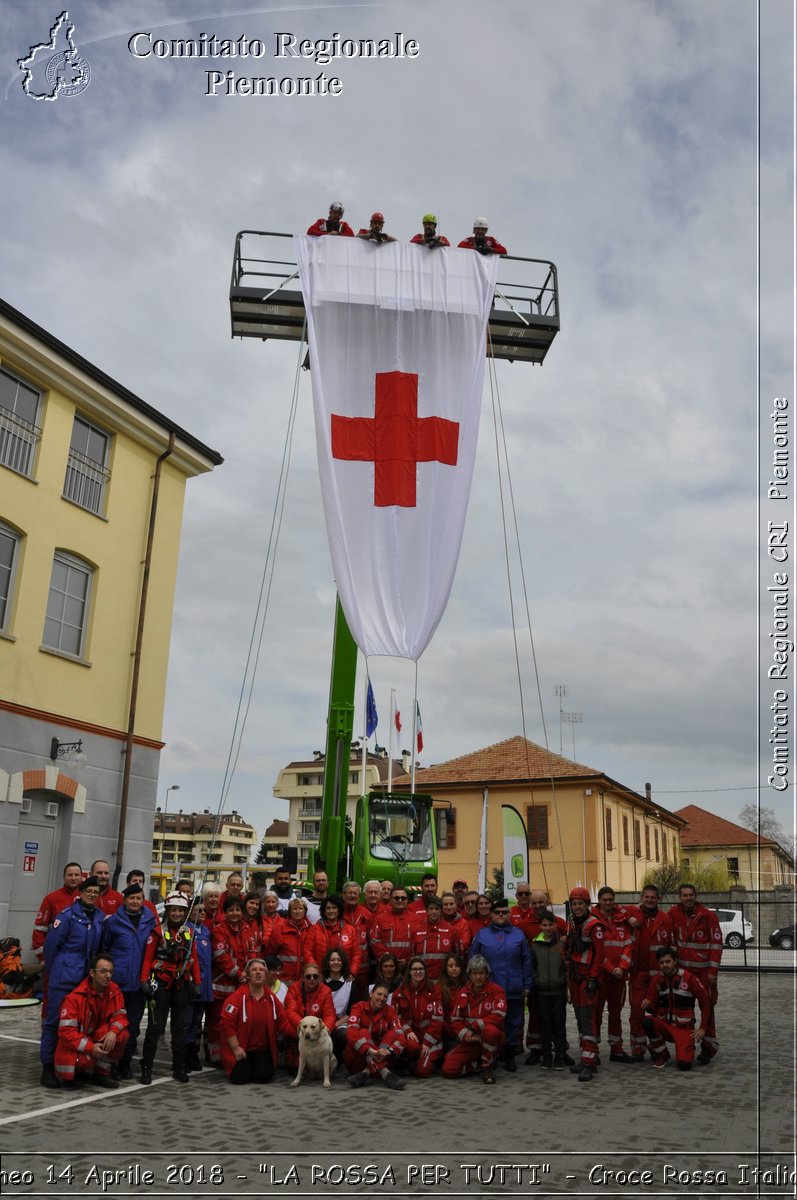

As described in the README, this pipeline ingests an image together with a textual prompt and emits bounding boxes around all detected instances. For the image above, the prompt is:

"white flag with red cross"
[295,235,498,660]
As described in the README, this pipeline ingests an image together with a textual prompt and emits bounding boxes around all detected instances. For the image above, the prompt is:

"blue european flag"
[366,679,378,738]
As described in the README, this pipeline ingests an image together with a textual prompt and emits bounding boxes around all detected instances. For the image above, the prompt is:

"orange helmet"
[569,887,590,902]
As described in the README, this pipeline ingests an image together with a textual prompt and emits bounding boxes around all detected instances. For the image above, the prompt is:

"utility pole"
[562,711,583,758]
[553,684,567,754]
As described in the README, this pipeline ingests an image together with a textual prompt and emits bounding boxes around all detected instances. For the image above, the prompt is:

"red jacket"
[457,234,507,255]
[564,914,605,981]
[218,984,294,1075]
[269,916,311,983]
[448,980,506,1043]
[410,233,450,247]
[32,885,80,961]
[346,1000,405,1056]
[211,920,260,999]
[467,914,490,940]
[510,907,567,945]
[283,980,336,1033]
[631,908,672,977]
[668,903,723,978]
[303,919,362,978]
[392,980,444,1053]
[141,923,201,989]
[644,967,709,1030]
[96,888,125,917]
[307,218,354,237]
[446,913,473,953]
[411,920,465,978]
[54,978,128,1082]
[369,913,416,963]
[589,905,638,978]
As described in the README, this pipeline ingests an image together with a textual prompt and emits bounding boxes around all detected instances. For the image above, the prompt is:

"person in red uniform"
[307,202,354,238]
[217,872,245,915]
[563,887,604,1081]
[391,956,444,1077]
[302,895,362,978]
[408,874,439,915]
[410,214,450,248]
[283,960,336,1070]
[641,947,710,1070]
[356,212,396,243]
[341,881,372,993]
[90,860,124,917]
[441,955,506,1084]
[260,890,282,953]
[218,958,294,1084]
[590,886,640,1062]
[32,862,83,965]
[207,895,261,1062]
[345,983,406,1089]
[668,883,723,1062]
[452,880,469,912]
[54,954,128,1088]
[628,884,672,1061]
[369,887,416,966]
[139,893,200,1084]
[457,217,507,255]
[270,897,311,984]
[440,892,472,954]
[467,893,493,940]
[411,896,464,979]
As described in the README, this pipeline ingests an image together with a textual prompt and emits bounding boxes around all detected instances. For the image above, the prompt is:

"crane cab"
[352,792,437,890]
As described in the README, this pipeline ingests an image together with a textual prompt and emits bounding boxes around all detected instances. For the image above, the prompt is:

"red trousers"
[594,974,627,1052]
[441,1031,504,1077]
[568,978,598,1068]
[343,1029,404,1076]
[643,1016,697,1068]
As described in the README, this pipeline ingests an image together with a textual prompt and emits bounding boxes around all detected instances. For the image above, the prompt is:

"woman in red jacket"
[303,896,362,979]
[270,898,311,983]
[391,956,444,1077]
[283,961,336,1070]
[218,959,294,1084]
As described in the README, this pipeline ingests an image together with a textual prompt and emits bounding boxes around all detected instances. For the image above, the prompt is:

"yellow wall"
[0,333,207,742]
[682,844,792,889]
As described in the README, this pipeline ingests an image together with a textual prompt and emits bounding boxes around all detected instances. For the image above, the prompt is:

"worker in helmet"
[307,202,354,238]
[458,217,507,256]
[357,212,396,243]
[410,213,450,249]
[562,887,604,1082]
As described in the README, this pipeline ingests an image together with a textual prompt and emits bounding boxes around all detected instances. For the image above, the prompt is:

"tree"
[737,805,796,859]
[486,867,504,903]
[254,837,271,866]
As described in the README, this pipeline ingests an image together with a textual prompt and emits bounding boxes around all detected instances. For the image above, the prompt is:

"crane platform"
[229,230,560,364]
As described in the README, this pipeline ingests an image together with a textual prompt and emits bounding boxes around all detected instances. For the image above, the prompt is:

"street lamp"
[158,784,180,897]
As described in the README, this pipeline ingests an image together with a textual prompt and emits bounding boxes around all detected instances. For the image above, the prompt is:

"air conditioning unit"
[46,802,59,818]
[20,797,32,813]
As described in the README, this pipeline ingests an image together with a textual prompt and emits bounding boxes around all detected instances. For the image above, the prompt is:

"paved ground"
[0,972,794,1199]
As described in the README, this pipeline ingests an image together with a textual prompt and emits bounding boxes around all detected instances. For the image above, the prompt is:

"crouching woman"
[218,959,294,1085]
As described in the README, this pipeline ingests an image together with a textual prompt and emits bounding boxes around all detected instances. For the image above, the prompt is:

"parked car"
[708,908,754,949]
[768,923,796,951]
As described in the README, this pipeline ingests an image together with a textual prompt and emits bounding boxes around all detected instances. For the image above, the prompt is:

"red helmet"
[569,887,591,902]
[371,212,385,223]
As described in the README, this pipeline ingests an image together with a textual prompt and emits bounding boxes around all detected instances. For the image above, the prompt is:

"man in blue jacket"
[100,882,157,1079]
[470,898,533,1072]
[41,875,105,1087]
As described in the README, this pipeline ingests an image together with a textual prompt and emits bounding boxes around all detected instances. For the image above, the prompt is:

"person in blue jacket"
[469,897,533,1072]
[100,882,157,1079]
[184,895,214,1073]
[41,875,105,1087]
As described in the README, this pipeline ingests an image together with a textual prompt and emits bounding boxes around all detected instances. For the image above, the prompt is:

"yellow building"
[393,736,685,902]
[676,805,795,889]
[0,297,221,943]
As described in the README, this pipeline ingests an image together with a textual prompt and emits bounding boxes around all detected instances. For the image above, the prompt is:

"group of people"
[31,861,722,1091]
[307,202,508,255]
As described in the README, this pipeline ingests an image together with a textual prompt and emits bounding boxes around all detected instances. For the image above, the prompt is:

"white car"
[709,907,754,949]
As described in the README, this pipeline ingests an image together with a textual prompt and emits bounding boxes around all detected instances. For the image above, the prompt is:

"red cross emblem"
[331,371,459,507]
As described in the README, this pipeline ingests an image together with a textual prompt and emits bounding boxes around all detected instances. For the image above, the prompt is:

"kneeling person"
[54,955,128,1088]
[441,955,506,1084]
[345,983,406,1089]
[641,947,709,1071]
[219,959,294,1084]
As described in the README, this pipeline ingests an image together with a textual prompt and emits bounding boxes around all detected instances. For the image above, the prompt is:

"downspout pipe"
[113,432,175,888]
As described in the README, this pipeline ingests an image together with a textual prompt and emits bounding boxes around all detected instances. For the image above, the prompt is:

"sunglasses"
[304,973,319,980]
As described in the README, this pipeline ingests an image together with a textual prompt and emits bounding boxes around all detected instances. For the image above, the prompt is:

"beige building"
[676,804,795,889]
[254,818,290,875]
[392,736,686,902]
[273,745,404,877]
[151,808,257,896]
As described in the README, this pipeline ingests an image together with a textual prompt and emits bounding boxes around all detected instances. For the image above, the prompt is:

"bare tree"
[738,805,796,860]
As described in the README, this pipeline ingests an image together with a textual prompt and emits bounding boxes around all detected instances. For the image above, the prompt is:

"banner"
[502,804,529,901]
[295,236,498,660]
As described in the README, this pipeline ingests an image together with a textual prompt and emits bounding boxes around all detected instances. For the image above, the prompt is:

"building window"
[63,415,111,515]
[526,805,549,849]
[633,819,642,858]
[0,368,42,477]
[654,828,660,862]
[727,857,739,877]
[434,806,456,850]
[622,815,629,855]
[605,808,613,851]
[645,826,650,860]
[0,522,21,632]
[43,550,93,657]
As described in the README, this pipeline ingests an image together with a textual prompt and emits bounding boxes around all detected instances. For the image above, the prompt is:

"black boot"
[185,1044,203,1073]
[504,1048,517,1072]
[140,1061,152,1085]
[40,1064,61,1089]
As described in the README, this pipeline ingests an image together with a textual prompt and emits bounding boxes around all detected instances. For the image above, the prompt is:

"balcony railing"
[0,406,41,477]
[63,447,111,515]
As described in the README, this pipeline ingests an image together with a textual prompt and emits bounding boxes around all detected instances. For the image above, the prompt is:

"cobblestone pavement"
[0,972,794,1199]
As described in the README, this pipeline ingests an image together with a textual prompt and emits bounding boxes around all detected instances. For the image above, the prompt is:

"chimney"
[402,751,411,774]
[645,782,652,802]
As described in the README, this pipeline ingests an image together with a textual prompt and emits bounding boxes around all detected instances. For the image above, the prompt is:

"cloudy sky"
[2,1,792,847]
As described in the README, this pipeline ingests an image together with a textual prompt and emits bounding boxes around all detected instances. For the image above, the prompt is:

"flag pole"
[411,663,418,794]
[388,688,395,793]
[361,665,369,793]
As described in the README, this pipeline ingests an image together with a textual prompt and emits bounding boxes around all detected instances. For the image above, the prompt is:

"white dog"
[291,1016,337,1088]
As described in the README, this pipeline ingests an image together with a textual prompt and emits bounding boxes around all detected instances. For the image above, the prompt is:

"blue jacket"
[470,922,533,997]
[43,899,105,993]
[100,904,158,992]
[187,920,214,1002]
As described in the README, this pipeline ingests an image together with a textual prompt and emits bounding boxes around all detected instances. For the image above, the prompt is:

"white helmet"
[164,892,188,910]
[473,217,489,229]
